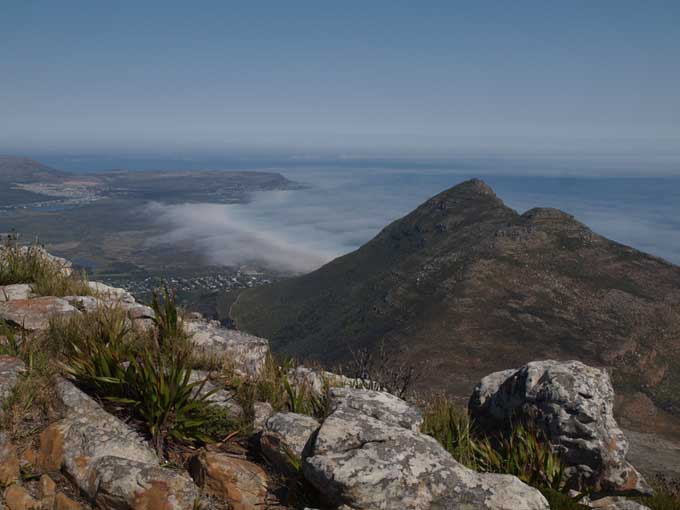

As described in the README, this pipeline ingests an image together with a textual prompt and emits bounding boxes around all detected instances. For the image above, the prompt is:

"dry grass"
[0,238,92,297]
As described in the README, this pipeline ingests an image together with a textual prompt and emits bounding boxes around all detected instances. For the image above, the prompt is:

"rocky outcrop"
[469,360,650,496]
[260,412,319,474]
[185,318,269,377]
[0,297,79,330]
[303,391,550,510]
[39,378,199,510]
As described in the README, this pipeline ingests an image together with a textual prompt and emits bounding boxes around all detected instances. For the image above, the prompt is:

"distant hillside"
[0,155,67,183]
[231,179,680,431]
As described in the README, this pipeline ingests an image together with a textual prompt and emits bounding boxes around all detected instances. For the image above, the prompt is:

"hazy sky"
[1,1,679,158]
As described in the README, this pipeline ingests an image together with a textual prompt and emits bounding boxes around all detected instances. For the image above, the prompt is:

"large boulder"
[184,319,269,377]
[0,297,79,330]
[469,360,650,496]
[303,393,549,510]
[38,378,199,510]
[260,412,319,474]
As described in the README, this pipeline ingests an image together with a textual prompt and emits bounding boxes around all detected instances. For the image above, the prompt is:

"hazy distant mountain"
[0,155,67,183]
[231,179,680,429]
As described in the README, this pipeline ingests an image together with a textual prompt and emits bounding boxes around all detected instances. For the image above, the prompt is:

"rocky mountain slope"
[231,179,680,432]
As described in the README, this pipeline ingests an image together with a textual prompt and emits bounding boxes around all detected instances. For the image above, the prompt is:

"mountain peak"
[455,178,496,196]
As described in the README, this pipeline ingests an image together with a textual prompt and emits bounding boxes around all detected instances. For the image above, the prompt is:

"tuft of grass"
[422,396,568,495]
[0,236,92,297]
[151,285,189,352]
[0,323,55,444]
[236,353,332,421]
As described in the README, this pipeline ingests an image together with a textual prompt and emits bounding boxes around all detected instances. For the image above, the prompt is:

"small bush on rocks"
[422,396,568,495]
[0,236,92,297]
[61,293,231,458]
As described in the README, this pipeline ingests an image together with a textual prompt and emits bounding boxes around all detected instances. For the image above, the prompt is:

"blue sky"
[1,1,679,161]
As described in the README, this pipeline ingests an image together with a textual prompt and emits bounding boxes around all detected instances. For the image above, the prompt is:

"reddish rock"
[0,434,20,486]
[40,474,57,496]
[190,451,268,510]
[3,484,41,510]
[38,422,66,471]
[54,493,83,510]
[0,297,78,331]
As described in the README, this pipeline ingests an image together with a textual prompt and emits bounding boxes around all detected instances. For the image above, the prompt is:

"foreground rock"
[39,378,199,510]
[469,360,650,496]
[185,318,269,377]
[190,451,268,510]
[0,297,78,330]
[260,412,319,474]
[304,392,549,510]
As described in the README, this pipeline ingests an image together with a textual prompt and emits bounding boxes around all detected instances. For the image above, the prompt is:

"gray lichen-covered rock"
[0,296,79,330]
[89,456,199,510]
[185,319,269,377]
[330,387,423,432]
[469,360,651,496]
[40,378,198,510]
[0,284,33,302]
[0,356,25,402]
[261,412,319,474]
[252,402,274,433]
[303,406,549,510]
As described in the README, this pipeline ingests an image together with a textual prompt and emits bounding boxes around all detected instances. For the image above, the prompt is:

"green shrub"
[61,303,227,457]
[239,353,331,421]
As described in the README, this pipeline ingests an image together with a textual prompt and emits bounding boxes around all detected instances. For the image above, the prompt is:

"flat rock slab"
[0,297,78,330]
[331,387,423,432]
[0,284,33,302]
[185,320,269,377]
[303,406,549,510]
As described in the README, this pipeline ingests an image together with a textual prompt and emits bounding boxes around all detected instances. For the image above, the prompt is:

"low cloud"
[145,168,680,274]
